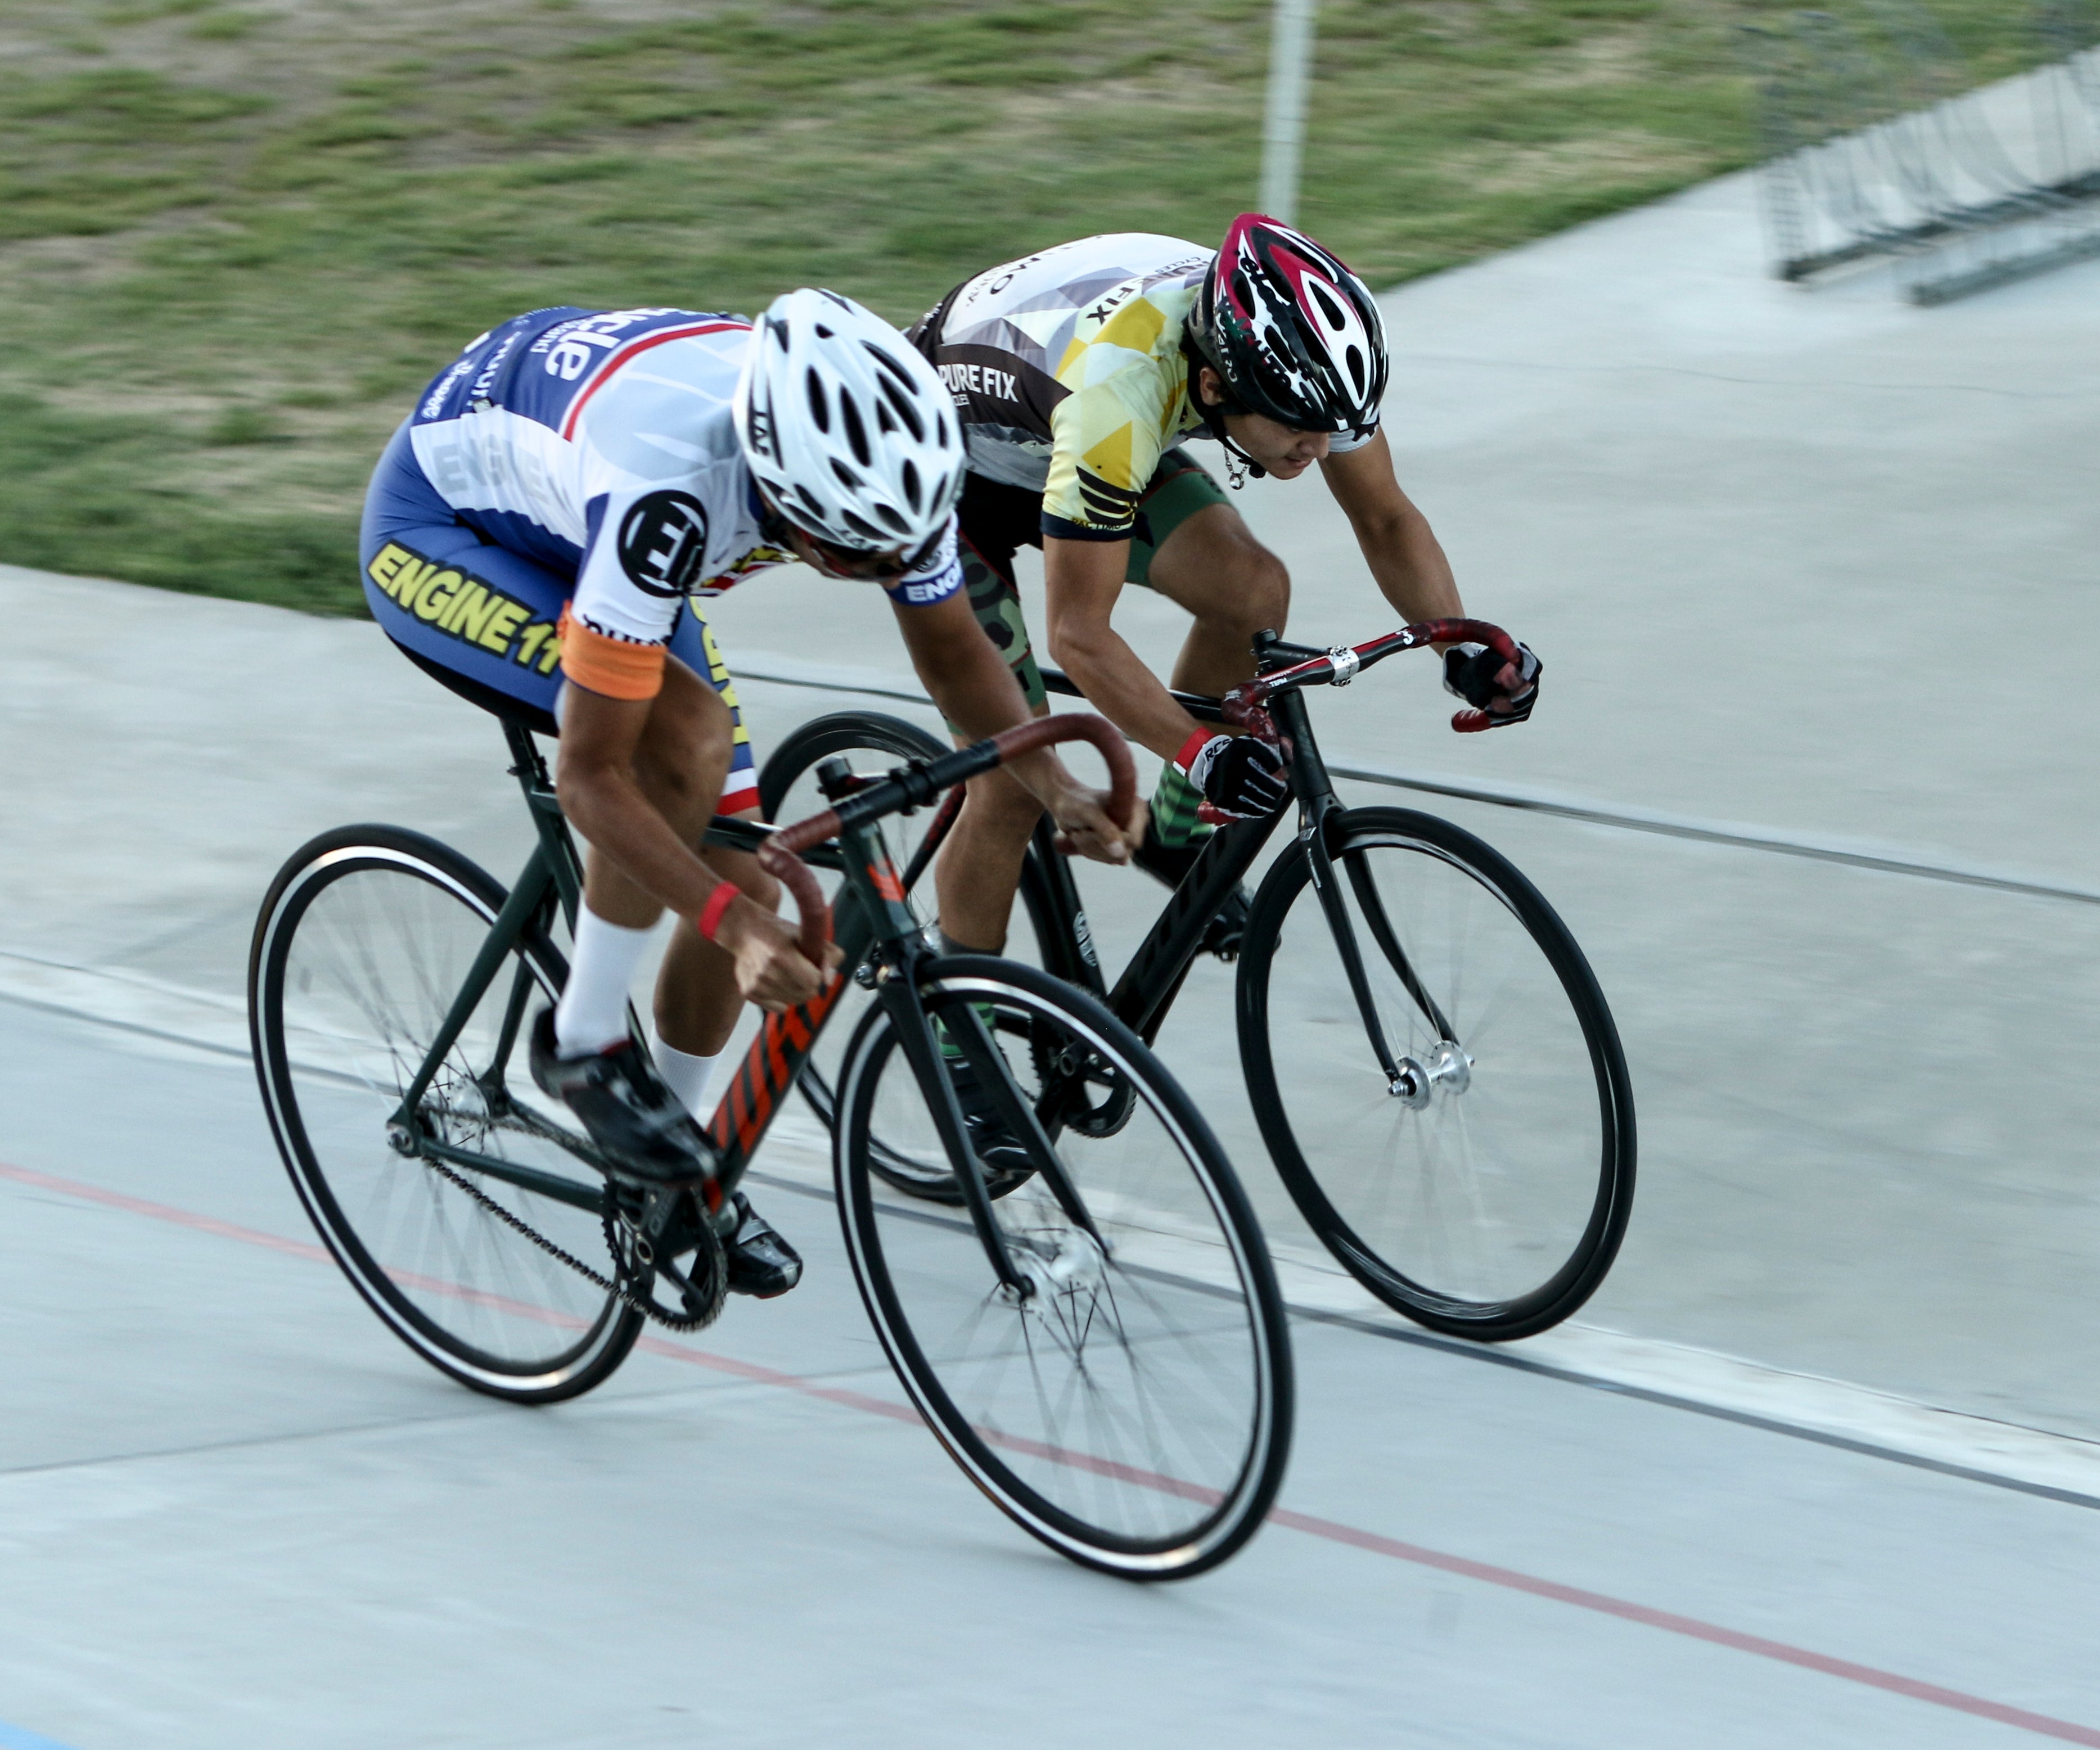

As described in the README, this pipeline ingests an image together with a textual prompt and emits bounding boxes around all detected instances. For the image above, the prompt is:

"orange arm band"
[556,606,666,701]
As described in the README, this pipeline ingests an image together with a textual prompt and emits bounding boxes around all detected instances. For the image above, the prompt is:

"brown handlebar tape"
[757,712,1137,958]
[985,713,1138,828]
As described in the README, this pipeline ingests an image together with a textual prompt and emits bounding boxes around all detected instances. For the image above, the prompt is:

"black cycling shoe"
[529,1009,710,1182]
[1132,821,1251,962]
[722,1193,803,1298]
[944,1050,1037,1190]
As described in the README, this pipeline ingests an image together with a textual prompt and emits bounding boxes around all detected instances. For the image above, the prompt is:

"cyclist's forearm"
[1047,621,1201,763]
[1362,505,1464,625]
[559,765,725,922]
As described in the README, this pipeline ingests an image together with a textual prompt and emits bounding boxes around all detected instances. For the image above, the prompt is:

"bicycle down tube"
[384,712,1137,1229]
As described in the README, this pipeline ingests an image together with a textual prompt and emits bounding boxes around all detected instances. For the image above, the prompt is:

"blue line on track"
[0,1722,80,1750]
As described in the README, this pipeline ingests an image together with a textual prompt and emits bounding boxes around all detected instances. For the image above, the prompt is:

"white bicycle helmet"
[734,288,964,554]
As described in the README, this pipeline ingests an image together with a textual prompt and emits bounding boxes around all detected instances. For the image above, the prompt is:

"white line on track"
[13,953,2100,1516]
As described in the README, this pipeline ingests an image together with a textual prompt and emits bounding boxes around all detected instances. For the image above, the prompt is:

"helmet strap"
[1182,341,1267,486]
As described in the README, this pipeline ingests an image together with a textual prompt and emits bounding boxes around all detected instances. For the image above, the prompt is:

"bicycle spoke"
[839,960,1289,1576]
[1245,810,1633,1337]
[255,833,638,1400]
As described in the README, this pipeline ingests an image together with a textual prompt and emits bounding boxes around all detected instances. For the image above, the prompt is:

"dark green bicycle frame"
[383,718,1076,1295]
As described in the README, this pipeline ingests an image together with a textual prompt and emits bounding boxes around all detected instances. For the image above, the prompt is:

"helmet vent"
[1309,281,1346,328]
[737,286,964,562]
[840,391,872,466]
[878,376,925,441]
[864,342,918,393]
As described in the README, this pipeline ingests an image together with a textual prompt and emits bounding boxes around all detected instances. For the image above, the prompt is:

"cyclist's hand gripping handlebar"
[756,714,1138,957]
[1220,617,1528,735]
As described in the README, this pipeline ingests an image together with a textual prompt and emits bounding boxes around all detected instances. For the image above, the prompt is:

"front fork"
[873,962,1102,1301]
[1270,688,1456,1106]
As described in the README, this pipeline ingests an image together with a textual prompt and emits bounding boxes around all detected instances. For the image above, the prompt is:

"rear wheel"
[836,956,1293,1578]
[250,826,642,1401]
[1238,808,1634,1341]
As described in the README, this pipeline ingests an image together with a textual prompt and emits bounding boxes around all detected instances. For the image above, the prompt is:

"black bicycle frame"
[929,632,1443,1079]
[383,719,871,1220]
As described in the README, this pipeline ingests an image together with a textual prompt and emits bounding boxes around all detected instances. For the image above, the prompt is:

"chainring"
[602,1181,728,1333]
[1036,1019,1137,1139]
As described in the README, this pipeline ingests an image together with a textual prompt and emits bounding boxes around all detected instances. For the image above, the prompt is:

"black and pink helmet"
[1189,214,1387,436]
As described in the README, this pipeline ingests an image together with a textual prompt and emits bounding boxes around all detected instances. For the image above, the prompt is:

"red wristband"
[1173,728,1215,777]
[695,882,741,943]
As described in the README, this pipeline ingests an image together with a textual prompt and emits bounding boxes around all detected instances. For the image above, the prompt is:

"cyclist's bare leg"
[1143,501,1291,698]
[932,507,1285,946]
[932,716,1046,951]
[569,658,779,1055]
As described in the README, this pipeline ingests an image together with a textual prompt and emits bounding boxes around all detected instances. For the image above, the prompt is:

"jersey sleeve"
[880,516,965,607]
[561,487,692,698]
[1039,286,1182,543]
[1041,367,1171,542]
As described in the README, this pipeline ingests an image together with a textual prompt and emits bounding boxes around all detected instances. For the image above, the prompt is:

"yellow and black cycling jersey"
[910,232,1375,543]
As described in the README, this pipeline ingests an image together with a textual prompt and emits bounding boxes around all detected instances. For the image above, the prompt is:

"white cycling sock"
[553,909,656,1058]
[652,1035,722,1121]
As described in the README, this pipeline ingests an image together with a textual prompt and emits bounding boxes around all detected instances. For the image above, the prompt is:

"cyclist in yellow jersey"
[907,216,1540,1100]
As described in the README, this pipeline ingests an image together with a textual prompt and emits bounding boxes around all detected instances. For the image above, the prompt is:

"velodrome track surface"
[3,169,2098,1744]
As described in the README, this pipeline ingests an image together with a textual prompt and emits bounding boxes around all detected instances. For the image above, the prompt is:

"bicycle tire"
[1237,807,1634,1341]
[758,711,1064,1201]
[835,954,1292,1578]
[250,824,643,1401]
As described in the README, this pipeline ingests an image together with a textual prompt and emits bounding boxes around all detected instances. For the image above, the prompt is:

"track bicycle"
[247,711,1292,1578]
[761,620,1635,1343]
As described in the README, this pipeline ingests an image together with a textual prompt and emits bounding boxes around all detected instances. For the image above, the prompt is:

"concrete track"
[4,165,2098,1743]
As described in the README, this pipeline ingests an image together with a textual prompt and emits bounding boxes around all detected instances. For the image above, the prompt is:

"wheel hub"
[1390,1039,1472,1108]
[1001,1225,1108,1309]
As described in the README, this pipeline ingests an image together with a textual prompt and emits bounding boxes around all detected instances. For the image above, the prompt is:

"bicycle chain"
[419,1150,716,1333]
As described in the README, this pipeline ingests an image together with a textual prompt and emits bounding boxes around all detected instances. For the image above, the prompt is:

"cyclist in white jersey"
[905,217,1540,1109]
[362,290,1139,1294]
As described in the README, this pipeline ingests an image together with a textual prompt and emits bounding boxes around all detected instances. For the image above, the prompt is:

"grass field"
[0,0,2058,613]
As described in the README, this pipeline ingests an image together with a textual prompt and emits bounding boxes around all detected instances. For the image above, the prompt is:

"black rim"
[251,831,633,1389]
[835,960,1291,1575]
[1238,808,1634,1339]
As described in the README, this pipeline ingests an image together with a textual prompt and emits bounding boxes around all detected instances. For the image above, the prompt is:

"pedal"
[1202,888,1250,962]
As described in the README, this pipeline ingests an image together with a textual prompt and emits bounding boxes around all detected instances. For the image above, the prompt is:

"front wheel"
[1237,808,1634,1341]
[836,957,1293,1579]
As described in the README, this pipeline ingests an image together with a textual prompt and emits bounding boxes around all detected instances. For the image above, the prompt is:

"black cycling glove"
[1443,640,1542,727]
[1177,730,1290,821]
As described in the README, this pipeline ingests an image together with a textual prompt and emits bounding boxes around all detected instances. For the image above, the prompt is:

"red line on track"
[7,1157,2098,1745]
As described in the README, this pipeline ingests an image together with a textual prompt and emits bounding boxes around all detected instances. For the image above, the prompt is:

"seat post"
[502,715,585,928]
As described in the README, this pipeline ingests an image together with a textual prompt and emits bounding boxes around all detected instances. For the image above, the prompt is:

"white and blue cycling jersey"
[360,305,965,787]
